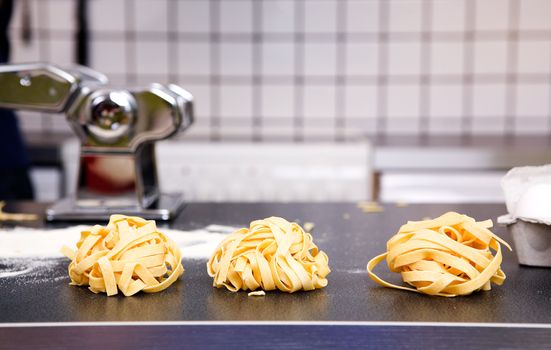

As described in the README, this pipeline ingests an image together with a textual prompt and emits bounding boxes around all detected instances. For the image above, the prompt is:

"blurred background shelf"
[26,133,551,204]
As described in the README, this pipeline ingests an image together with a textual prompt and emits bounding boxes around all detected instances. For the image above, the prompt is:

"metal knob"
[87,90,135,144]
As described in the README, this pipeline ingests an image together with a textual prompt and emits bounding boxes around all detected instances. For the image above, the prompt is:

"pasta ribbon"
[61,215,184,296]
[367,212,512,297]
[207,217,330,293]
[0,201,38,221]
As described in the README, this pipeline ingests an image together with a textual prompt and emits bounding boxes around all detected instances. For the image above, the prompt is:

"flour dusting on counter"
[0,258,60,279]
[0,225,234,260]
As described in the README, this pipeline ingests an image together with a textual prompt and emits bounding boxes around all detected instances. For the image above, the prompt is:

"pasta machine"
[0,63,194,221]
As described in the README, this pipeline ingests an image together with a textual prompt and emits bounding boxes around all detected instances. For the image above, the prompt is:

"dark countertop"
[1,202,550,348]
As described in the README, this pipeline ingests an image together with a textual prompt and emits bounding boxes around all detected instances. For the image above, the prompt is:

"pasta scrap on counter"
[0,201,38,221]
[61,215,184,296]
[207,216,330,293]
[357,201,384,213]
[367,212,512,297]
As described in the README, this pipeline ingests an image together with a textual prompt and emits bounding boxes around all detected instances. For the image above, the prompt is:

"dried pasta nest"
[367,212,512,297]
[207,216,330,293]
[61,215,184,296]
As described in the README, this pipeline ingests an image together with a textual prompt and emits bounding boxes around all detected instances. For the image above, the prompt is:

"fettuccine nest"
[367,212,512,297]
[61,215,184,296]
[207,217,330,293]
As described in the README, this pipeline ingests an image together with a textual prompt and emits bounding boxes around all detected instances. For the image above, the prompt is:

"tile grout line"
[419,0,433,137]
[167,0,179,84]
[375,1,389,138]
[251,0,263,142]
[504,0,520,137]
[293,0,304,142]
[209,0,221,141]
[334,0,347,142]
[461,0,476,137]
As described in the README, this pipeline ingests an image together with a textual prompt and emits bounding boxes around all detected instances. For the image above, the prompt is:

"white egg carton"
[503,219,551,267]
[500,165,551,267]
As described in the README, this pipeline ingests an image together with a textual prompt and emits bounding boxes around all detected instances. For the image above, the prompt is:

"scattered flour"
[164,226,232,259]
[0,224,236,280]
[0,225,234,260]
[0,265,32,278]
[0,258,60,280]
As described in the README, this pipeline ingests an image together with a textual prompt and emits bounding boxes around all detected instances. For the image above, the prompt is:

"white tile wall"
[387,42,421,75]
[346,1,379,32]
[262,42,295,75]
[5,0,551,139]
[387,85,420,118]
[472,84,507,117]
[178,42,211,76]
[516,84,550,117]
[389,1,422,32]
[304,0,337,33]
[429,85,463,118]
[473,41,508,75]
[344,85,378,119]
[48,39,75,67]
[431,1,464,32]
[345,43,378,76]
[303,86,336,119]
[519,0,551,30]
[90,41,127,75]
[517,41,551,74]
[46,0,75,31]
[302,122,336,141]
[262,1,295,33]
[429,116,463,135]
[10,38,40,63]
[133,73,166,86]
[184,84,212,118]
[89,0,126,32]
[430,42,464,75]
[303,42,336,76]
[183,114,212,139]
[261,85,295,118]
[515,116,549,135]
[471,117,505,135]
[260,123,295,142]
[220,0,253,33]
[107,74,129,86]
[220,42,253,76]
[135,41,170,76]
[177,0,211,33]
[220,85,253,118]
[386,117,420,135]
[475,0,509,31]
[135,0,168,33]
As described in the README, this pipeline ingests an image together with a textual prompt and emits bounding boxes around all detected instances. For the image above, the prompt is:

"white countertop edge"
[0,320,550,329]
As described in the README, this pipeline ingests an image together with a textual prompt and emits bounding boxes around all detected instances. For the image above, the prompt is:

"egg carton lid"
[498,214,551,226]
[500,164,551,226]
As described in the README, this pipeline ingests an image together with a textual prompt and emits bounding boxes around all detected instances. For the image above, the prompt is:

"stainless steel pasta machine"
[0,63,194,221]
